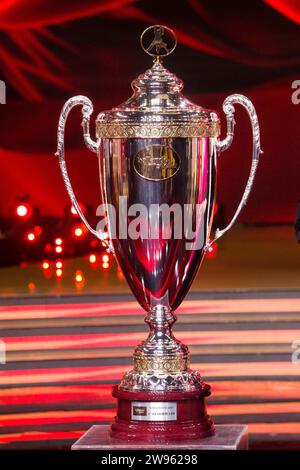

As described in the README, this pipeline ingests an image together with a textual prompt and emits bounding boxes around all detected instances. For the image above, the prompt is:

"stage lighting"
[56,261,63,269]
[42,261,50,270]
[71,203,86,216]
[26,232,36,242]
[55,246,63,254]
[75,271,83,283]
[89,254,97,264]
[102,254,109,263]
[74,227,83,237]
[102,262,109,270]
[101,232,109,246]
[55,238,62,246]
[16,203,32,219]
[56,268,63,278]
[17,205,27,217]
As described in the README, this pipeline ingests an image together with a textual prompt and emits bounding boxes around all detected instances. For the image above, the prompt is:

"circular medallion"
[140,25,177,60]
[134,145,180,181]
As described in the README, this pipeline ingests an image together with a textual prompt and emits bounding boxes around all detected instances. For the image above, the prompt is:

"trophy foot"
[119,369,208,392]
[110,305,214,441]
[110,384,214,442]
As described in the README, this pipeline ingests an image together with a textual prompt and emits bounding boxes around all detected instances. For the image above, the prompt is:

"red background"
[0,0,300,224]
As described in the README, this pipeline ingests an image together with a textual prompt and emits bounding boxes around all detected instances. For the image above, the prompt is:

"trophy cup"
[56,25,262,443]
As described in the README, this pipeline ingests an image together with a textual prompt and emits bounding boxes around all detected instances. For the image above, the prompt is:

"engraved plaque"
[131,401,177,421]
[134,145,180,181]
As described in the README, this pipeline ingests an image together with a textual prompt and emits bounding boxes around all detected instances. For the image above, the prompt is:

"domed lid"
[96,25,220,139]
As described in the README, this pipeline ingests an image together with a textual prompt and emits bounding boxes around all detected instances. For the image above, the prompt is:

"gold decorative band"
[133,354,189,373]
[96,122,220,139]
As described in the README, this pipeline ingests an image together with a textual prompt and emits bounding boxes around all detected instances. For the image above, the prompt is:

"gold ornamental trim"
[96,122,220,139]
[133,355,189,374]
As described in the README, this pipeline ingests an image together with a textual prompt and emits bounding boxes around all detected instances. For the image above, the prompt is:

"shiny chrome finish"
[96,61,220,138]
[55,95,113,252]
[99,135,216,312]
[99,135,216,391]
[120,305,205,392]
[205,94,263,251]
[56,25,262,393]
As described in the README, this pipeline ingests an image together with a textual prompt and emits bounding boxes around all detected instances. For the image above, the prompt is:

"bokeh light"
[16,203,32,219]
[75,271,84,283]
[74,227,83,237]
[26,232,36,242]
[89,254,97,264]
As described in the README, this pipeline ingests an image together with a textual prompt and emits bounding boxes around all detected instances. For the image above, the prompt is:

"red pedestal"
[110,384,214,442]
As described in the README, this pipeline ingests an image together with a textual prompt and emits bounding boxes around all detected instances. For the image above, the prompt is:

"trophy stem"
[118,305,207,392]
[133,305,190,376]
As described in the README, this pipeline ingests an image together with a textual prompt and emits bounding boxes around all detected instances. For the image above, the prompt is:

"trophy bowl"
[56,25,262,442]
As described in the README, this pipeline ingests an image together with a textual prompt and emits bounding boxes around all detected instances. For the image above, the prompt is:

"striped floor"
[0,293,300,449]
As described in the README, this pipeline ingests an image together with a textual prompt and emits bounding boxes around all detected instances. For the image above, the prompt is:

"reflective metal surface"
[96,61,220,138]
[99,133,216,391]
[120,305,208,392]
[100,136,216,312]
[56,24,262,394]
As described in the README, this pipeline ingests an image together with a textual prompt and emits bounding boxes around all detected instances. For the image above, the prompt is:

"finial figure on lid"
[140,24,177,62]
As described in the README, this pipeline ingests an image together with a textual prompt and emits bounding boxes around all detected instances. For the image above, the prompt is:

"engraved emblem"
[134,145,180,181]
[132,405,147,417]
[140,25,177,60]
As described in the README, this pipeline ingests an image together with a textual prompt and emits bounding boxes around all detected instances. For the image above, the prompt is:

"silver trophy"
[56,25,262,441]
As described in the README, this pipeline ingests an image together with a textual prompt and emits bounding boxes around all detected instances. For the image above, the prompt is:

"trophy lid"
[96,25,220,139]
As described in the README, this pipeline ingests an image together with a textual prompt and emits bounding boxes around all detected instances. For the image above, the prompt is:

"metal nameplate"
[134,145,180,181]
[131,401,177,421]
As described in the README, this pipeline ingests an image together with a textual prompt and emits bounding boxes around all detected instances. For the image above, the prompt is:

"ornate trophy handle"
[55,95,113,252]
[205,94,263,251]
